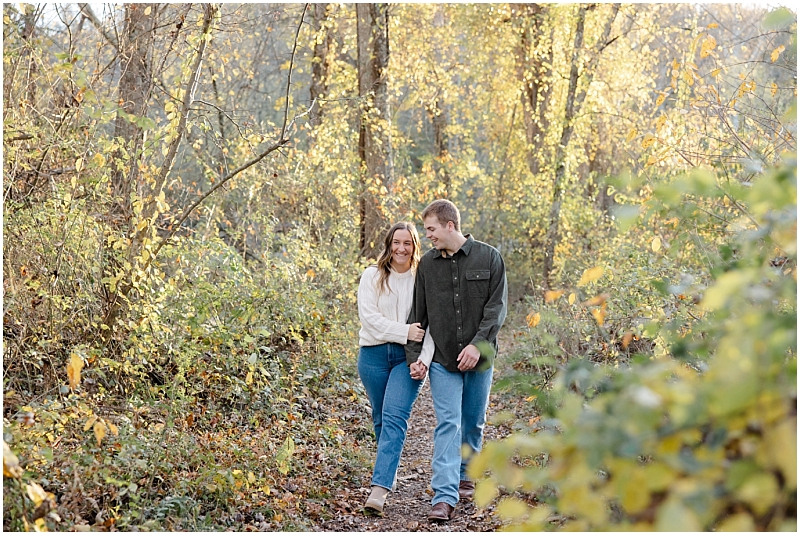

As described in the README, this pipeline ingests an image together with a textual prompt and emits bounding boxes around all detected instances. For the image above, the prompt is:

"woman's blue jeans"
[428,362,493,507]
[358,343,424,490]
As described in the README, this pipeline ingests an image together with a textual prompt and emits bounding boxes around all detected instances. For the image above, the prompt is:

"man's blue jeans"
[428,362,493,506]
[358,343,424,490]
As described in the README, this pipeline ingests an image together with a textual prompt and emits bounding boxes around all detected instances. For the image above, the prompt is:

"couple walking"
[357,199,508,522]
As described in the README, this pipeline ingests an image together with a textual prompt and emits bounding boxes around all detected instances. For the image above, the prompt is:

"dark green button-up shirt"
[405,235,508,373]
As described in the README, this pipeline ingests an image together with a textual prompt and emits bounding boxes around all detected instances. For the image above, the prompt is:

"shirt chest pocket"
[466,270,490,298]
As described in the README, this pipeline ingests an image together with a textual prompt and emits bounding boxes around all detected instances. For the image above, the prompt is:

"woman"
[357,222,434,516]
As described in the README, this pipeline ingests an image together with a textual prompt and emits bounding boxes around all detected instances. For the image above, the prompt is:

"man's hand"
[457,344,481,371]
[410,361,428,380]
[407,322,424,343]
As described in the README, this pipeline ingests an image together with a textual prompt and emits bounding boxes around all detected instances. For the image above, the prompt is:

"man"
[405,199,508,522]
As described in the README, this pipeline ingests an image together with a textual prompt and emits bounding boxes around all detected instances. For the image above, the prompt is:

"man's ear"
[447,221,454,232]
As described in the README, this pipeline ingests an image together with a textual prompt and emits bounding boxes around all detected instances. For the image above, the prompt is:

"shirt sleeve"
[418,328,434,368]
[404,263,428,365]
[469,250,508,354]
[358,268,412,345]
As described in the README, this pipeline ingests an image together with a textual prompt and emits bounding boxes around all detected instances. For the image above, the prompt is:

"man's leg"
[428,362,463,508]
[460,366,493,482]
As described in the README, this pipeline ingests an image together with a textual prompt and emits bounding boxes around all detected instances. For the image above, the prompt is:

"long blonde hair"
[375,222,422,295]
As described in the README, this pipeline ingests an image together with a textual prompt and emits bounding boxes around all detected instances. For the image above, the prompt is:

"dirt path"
[311,380,510,532]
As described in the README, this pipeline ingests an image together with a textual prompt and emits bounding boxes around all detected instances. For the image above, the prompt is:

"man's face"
[423,215,451,251]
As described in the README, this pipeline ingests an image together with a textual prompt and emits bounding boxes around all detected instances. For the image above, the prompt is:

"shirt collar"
[435,234,474,259]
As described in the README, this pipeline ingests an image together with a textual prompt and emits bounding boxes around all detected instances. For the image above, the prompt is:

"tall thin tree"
[356,3,393,258]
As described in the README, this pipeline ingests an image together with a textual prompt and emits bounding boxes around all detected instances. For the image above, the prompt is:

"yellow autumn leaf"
[93,152,106,167]
[3,441,23,478]
[568,293,576,305]
[646,155,658,167]
[771,45,785,62]
[626,128,638,142]
[75,157,84,173]
[306,269,315,279]
[655,115,667,132]
[700,35,716,58]
[591,306,607,326]
[707,22,718,29]
[67,352,84,390]
[544,290,564,303]
[710,68,721,78]
[26,482,50,506]
[84,415,98,432]
[622,332,634,349]
[655,93,666,107]
[248,471,256,484]
[144,6,152,16]
[652,236,662,252]
[93,420,107,446]
[578,266,604,287]
[583,293,609,307]
[496,497,529,520]
[106,420,119,437]
[526,311,541,328]
[771,82,778,97]
[641,134,656,149]
[245,371,253,385]
[683,69,694,86]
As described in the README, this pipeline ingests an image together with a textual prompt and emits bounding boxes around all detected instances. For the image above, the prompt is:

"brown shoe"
[458,480,475,501]
[428,502,455,522]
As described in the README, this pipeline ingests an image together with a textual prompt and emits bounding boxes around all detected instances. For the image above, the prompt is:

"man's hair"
[421,199,461,231]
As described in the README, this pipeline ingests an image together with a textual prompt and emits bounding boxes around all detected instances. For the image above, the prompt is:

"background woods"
[3,3,796,531]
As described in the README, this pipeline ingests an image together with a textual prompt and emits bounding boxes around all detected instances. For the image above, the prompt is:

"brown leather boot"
[428,502,455,522]
[458,480,475,501]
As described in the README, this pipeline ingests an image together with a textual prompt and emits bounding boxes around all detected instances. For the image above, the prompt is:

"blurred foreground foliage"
[472,154,797,531]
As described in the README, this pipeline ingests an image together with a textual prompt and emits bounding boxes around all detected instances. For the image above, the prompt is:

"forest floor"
[310,380,514,532]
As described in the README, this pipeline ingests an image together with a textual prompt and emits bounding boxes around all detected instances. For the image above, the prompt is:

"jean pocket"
[466,270,490,298]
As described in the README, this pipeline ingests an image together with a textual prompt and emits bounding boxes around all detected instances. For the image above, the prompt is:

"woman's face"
[390,228,415,269]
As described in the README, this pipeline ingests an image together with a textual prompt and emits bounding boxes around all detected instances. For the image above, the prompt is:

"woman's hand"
[410,361,428,380]
[407,322,424,343]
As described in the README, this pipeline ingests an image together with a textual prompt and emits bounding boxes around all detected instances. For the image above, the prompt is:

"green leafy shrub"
[473,156,796,531]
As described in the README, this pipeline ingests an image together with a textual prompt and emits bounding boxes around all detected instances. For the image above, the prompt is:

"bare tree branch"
[149,3,311,263]
[78,3,119,51]
[149,3,218,206]
[282,3,309,139]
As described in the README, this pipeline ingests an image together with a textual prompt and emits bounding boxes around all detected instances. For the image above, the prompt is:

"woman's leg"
[357,344,391,443]
[370,344,424,490]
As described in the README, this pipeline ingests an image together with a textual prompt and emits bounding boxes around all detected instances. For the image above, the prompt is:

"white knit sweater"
[357,265,434,367]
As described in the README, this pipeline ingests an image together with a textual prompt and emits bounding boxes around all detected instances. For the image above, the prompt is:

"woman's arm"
[357,268,414,345]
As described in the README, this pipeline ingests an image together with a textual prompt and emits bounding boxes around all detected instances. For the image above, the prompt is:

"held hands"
[409,361,428,380]
[407,322,424,343]
[457,344,481,371]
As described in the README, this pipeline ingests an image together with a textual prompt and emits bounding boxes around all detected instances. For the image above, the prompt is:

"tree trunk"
[309,3,332,129]
[428,96,450,194]
[512,3,552,177]
[542,4,619,289]
[356,3,393,259]
[428,6,450,194]
[110,3,157,224]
